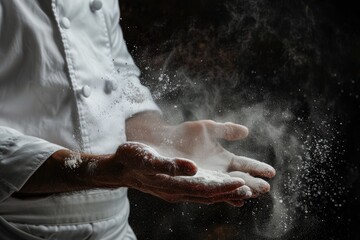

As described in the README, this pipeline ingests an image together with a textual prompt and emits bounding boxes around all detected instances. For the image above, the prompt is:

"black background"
[119,0,360,239]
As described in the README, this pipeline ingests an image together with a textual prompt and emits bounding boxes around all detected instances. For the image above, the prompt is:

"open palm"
[148,120,276,195]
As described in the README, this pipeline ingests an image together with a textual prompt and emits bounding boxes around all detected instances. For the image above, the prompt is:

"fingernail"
[178,159,197,176]
[184,167,197,176]
[238,203,244,207]
[236,202,245,207]
[245,191,252,197]
[235,177,245,185]
[267,168,276,177]
[259,182,270,193]
[238,186,252,197]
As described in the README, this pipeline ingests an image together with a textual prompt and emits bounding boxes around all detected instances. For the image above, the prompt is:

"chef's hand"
[99,142,251,206]
[18,141,248,206]
[151,120,276,196]
[126,113,275,197]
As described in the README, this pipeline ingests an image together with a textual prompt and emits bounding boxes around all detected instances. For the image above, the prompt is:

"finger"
[167,195,245,205]
[228,154,276,178]
[143,157,198,177]
[202,120,249,141]
[226,200,245,207]
[134,180,249,205]
[133,183,241,205]
[180,188,248,205]
[228,171,271,194]
[156,184,252,200]
[124,142,198,176]
[249,190,260,199]
[148,173,244,197]
[207,185,253,201]
[182,197,245,206]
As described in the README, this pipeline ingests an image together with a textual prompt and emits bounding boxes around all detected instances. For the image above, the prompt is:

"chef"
[0,0,275,239]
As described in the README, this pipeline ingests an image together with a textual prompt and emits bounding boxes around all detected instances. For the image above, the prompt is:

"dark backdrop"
[119,0,360,239]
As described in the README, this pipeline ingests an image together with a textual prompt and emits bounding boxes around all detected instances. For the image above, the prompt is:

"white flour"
[125,142,242,186]
[175,168,243,186]
[64,151,82,169]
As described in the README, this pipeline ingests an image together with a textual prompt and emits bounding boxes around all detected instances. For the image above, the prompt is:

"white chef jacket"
[0,0,159,239]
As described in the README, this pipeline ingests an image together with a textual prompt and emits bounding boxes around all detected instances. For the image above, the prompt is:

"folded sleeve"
[107,1,161,119]
[0,127,64,202]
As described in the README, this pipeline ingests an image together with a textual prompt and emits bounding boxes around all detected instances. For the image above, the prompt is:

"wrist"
[87,153,126,188]
[51,150,115,190]
[126,111,168,145]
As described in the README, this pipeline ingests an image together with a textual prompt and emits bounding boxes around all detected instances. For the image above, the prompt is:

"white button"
[82,85,91,98]
[90,0,103,12]
[60,17,71,29]
[112,82,118,90]
[105,80,118,93]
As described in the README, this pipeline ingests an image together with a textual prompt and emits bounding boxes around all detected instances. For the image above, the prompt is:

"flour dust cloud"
[122,0,355,239]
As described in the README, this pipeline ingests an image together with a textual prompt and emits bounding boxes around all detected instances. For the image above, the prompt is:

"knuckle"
[167,161,177,175]
[203,119,215,125]
[158,160,176,175]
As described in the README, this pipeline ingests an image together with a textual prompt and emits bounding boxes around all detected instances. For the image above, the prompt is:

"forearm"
[17,111,166,196]
[17,149,115,195]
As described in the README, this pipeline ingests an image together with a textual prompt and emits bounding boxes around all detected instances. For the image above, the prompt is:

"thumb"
[119,141,197,176]
[145,156,198,176]
[203,121,249,141]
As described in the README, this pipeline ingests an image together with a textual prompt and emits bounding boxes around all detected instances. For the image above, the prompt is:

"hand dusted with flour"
[99,142,251,206]
[126,113,276,201]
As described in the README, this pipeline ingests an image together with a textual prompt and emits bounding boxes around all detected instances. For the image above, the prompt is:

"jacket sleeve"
[0,126,64,202]
[107,1,161,119]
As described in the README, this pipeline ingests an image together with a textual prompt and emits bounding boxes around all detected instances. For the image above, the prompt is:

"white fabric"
[0,0,160,239]
[0,212,137,240]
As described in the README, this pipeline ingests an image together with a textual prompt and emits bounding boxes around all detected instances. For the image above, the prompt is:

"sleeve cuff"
[0,127,65,202]
[124,98,162,120]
